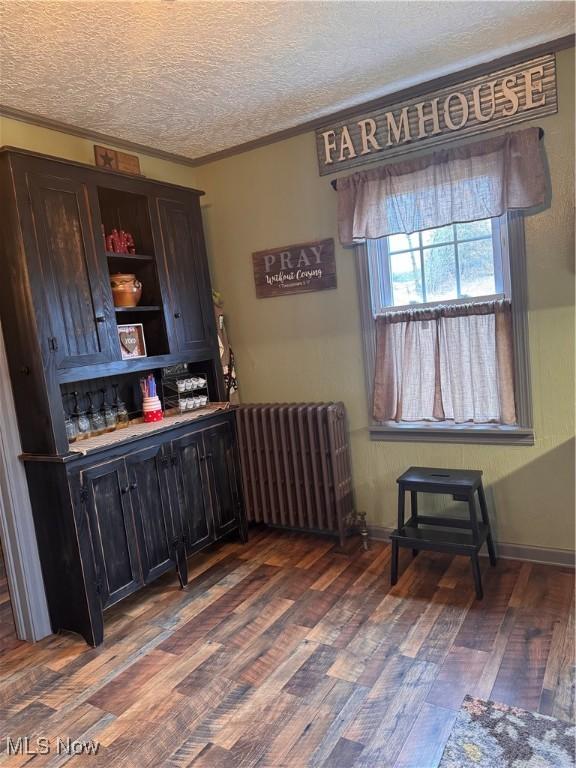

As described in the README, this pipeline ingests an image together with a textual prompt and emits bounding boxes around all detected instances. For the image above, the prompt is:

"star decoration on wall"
[100,151,115,168]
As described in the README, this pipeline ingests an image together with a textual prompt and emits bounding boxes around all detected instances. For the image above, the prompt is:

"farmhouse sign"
[315,54,557,176]
[252,239,336,298]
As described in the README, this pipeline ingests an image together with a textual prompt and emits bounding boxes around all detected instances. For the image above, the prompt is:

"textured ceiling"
[0,1,573,160]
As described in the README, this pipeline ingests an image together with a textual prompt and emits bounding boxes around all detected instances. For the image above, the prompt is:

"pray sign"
[252,239,336,298]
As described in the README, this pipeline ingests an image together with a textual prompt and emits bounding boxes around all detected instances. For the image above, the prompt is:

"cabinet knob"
[130,482,138,490]
[121,486,129,494]
[95,316,105,323]
[174,312,181,319]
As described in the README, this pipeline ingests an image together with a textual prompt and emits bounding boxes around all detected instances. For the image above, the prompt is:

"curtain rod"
[330,127,545,190]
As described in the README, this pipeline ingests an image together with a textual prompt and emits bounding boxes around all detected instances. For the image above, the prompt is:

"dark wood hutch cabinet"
[0,148,247,646]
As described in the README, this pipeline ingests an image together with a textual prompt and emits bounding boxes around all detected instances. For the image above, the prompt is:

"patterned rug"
[438,696,575,767]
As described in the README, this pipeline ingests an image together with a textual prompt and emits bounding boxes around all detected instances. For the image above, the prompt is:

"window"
[367,218,509,314]
[357,213,534,445]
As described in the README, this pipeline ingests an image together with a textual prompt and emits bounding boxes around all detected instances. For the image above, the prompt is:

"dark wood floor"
[0,529,573,767]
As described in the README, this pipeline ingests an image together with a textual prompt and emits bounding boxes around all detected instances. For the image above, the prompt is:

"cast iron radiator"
[236,402,359,547]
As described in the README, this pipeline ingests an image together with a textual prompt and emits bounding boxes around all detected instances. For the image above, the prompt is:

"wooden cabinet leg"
[80,607,104,647]
[175,543,188,588]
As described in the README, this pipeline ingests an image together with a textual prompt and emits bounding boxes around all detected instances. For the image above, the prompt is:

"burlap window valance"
[337,127,546,246]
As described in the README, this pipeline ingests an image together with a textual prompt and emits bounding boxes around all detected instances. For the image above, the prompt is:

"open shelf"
[391,524,489,553]
[115,305,162,313]
[98,186,155,255]
[107,252,154,262]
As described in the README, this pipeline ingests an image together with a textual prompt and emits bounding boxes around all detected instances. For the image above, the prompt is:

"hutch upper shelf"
[0,147,224,454]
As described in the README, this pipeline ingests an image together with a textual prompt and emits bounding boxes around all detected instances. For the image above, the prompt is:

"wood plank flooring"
[0,529,573,767]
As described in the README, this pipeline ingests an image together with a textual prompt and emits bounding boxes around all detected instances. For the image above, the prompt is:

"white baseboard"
[367,525,575,568]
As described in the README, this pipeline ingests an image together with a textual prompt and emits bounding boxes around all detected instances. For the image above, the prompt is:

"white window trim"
[355,212,534,446]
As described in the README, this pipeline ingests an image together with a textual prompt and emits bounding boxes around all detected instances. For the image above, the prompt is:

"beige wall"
[195,47,575,554]
[0,116,200,188]
[2,47,574,553]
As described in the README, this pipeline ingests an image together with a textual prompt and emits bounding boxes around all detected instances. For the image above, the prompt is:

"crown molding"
[0,104,201,168]
[1,33,573,169]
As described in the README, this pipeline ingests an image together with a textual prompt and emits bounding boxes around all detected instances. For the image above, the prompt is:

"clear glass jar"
[101,388,117,429]
[87,392,106,435]
[116,401,129,426]
[65,413,78,443]
[77,410,91,436]
[72,391,91,438]
[111,385,129,427]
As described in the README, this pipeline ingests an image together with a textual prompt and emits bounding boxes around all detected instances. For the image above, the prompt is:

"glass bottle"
[73,392,91,438]
[63,395,78,443]
[113,384,130,427]
[87,391,106,435]
[101,388,117,430]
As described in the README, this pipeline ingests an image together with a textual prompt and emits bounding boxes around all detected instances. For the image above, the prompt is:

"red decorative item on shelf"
[104,228,136,254]
[125,232,136,254]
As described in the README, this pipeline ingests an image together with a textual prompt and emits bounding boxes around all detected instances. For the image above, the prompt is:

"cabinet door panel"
[27,171,114,368]
[126,445,178,584]
[81,459,141,608]
[156,196,212,355]
[204,420,242,538]
[171,431,214,555]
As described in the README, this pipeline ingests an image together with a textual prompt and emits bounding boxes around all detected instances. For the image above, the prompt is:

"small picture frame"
[117,323,147,359]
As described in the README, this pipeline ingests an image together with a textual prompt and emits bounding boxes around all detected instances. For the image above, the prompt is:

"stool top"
[397,466,483,490]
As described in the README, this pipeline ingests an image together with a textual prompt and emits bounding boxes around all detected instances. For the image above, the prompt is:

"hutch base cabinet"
[0,148,247,646]
[25,412,246,646]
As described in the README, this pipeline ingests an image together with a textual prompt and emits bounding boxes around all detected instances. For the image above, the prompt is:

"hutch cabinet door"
[125,444,181,585]
[26,169,115,369]
[155,196,214,355]
[80,458,142,609]
[203,420,243,538]
[170,430,214,555]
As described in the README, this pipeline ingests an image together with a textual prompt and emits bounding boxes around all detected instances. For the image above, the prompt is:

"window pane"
[423,246,457,302]
[421,224,453,247]
[459,240,496,297]
[390,250,423,305]
[388,232,419,253]
[456,219,492,240]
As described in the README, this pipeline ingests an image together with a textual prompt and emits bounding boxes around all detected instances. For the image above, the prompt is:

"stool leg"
[468,494,483,598]
[397,485,406,531]
[391,485,404,585]
[478,484,497,566]
[467,494,481,545]
[471,553,483,600]
[411,491,418,558]
[391,540,399,586]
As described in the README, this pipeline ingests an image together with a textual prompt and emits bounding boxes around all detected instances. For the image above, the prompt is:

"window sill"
[369,422,534,446]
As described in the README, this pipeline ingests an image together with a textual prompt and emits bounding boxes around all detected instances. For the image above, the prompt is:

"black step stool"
[390,467,497,599]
